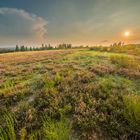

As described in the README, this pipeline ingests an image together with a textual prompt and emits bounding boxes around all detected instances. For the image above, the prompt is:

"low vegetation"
[0,46,140,139]
[90,44,140,56]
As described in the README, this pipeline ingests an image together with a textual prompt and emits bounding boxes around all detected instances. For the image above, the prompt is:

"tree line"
[0,43,74,53]
[15,44,73,52]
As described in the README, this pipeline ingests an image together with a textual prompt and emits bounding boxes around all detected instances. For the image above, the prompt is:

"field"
[0,47,140,140]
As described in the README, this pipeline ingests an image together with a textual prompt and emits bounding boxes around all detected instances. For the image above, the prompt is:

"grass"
[90,44,140,56]
[110,55,139,69]
[43,115,75,140]
[0,111,16,140]
[123,94,140,135]
[0,47,140,139]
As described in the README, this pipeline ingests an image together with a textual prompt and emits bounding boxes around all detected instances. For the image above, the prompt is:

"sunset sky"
[0,0,140,47]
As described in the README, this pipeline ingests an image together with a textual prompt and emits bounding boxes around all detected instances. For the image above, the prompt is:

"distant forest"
[0,44,73,53]
[0,43,140,54]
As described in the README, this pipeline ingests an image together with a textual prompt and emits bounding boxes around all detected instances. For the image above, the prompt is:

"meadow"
[0,46,140,140]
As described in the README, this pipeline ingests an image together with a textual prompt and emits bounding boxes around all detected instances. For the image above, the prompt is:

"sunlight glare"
[124,31,130,37]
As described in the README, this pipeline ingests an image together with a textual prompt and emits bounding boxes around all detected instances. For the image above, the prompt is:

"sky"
[0,0,140,47]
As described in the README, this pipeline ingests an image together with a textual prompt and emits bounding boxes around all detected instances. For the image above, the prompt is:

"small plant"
[45,80,55,89]
[54,73,62,84]
[43,115,74,140]
[19,128,26,140]
[28,130,41,140]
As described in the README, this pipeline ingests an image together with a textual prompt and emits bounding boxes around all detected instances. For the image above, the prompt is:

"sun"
[124,31,130,37]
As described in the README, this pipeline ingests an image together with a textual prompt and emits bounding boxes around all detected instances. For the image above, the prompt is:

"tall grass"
[0,111,16,140]
[90,44,140,56]
[28,130,42,140]
[110,55,138,69]
[123,94,140,134]
[0,112,75,140]
[43,115,75,140]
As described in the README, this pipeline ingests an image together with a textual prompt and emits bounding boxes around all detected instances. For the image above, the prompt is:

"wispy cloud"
[0,8,47,45]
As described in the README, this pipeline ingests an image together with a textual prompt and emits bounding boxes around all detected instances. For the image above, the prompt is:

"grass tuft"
[43,115,75,140]
[0,111,16,140]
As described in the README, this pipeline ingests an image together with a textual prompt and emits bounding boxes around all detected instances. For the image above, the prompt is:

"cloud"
[0,8,47,45]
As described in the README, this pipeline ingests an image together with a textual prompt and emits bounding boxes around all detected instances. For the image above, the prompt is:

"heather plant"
[72,76,131,139]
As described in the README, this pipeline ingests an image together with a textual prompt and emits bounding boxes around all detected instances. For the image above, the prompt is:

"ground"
[0,48,140,140]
